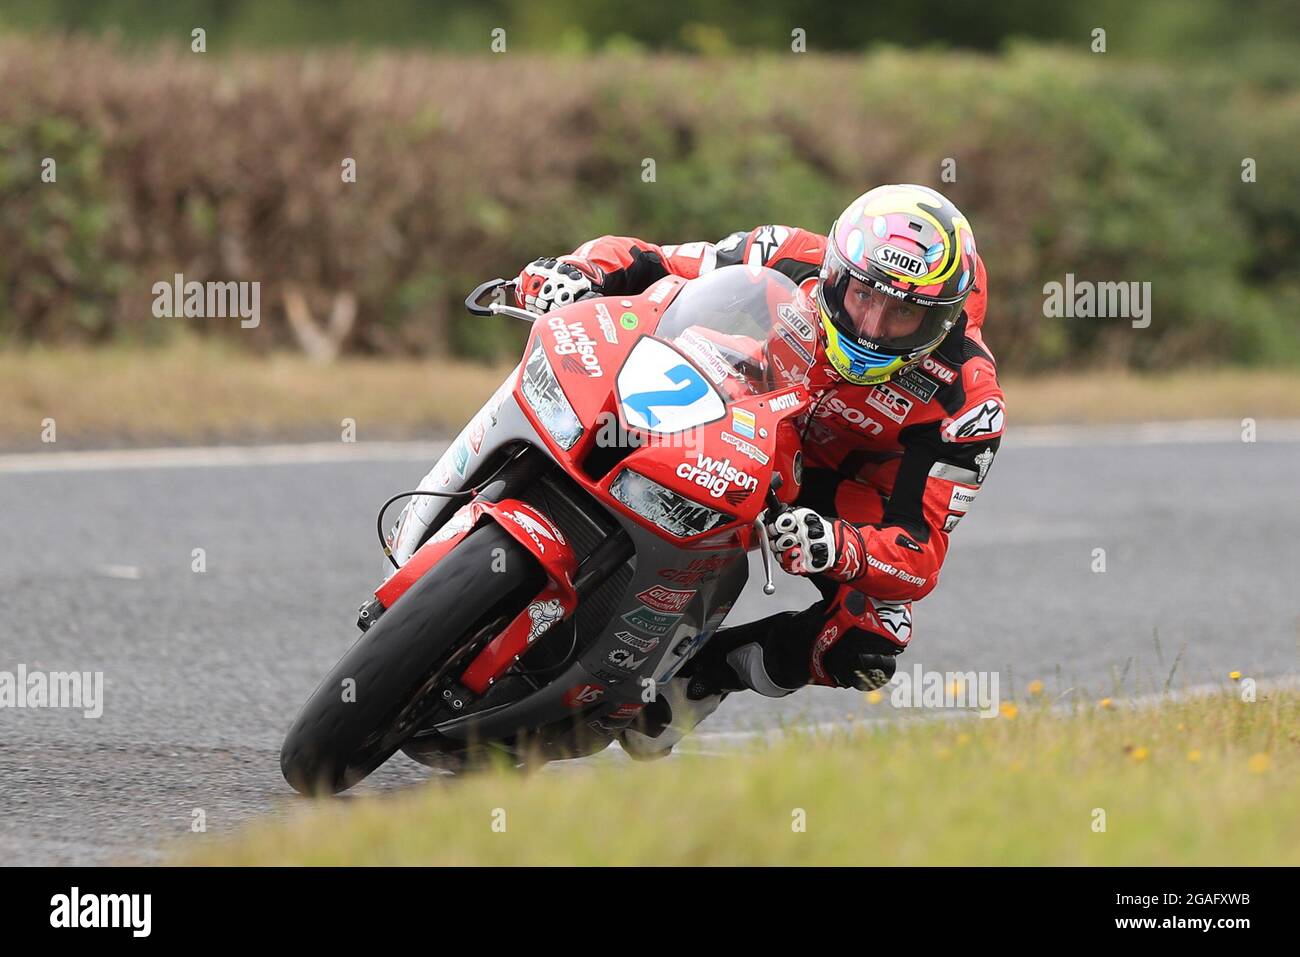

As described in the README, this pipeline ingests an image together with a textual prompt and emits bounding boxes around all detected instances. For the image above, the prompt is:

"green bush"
[1,37,1297,368]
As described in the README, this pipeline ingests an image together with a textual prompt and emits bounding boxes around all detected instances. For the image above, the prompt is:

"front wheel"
[280,522,545,795]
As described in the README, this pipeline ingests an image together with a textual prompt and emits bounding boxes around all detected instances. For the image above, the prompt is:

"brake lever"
[756,475,790,596]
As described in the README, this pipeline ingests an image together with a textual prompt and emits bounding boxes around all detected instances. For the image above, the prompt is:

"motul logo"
[875,245,925,277]
[921,355,958,384]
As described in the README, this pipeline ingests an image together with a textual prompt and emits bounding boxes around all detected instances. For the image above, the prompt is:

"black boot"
[683,604,829,699]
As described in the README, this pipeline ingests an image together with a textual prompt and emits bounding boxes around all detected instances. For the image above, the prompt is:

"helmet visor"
[822,252,963,354]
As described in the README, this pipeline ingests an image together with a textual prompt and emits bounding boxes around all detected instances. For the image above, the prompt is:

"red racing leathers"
[517,226,1005,692]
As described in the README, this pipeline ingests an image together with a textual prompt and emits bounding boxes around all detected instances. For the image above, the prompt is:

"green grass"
[5,342,1300,450]
[0,339,513,448]
[182,688,1299,866]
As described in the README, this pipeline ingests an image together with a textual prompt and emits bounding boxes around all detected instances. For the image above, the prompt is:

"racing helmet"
[817,184,978,385]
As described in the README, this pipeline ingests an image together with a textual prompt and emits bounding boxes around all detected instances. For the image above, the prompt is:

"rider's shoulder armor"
[717,225,825,285]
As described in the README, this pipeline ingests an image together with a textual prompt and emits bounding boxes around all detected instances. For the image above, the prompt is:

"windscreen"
[655,266,809,397]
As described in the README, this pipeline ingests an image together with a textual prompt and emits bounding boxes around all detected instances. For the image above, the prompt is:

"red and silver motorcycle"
[280,265,817,793]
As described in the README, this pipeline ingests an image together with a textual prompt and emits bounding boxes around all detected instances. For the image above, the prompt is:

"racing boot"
[617,672,730,760]
[617,611,807,760]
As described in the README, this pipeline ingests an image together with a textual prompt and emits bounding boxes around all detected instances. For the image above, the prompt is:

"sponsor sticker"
[948,485,979,513]
[731,408,756,439]
[677,330,733,385]
[974,447,995,483]
[675,452,758,503]
[450,437,469,477]
[777,302,815,341]
[817,394,885,435]
[615,630,660,652]
[505,507,565,552]
[548,315,603,377]
[770,351,808,389]
[866,385,914,424]
[865,553,927,587]
[620,311,639,330]
[636,585,695,613]
[769,391,800,412]
[609,702,645,720]
[648,278,676,304]
[776,325,815,366]
[467,416,486,454]
[720,430,770,464]
[594,303,619,344]
[894,368,939,403]
[607,648,648,671]
[920,355,958,385]
[622,606,682,637]
[874,244,927,277]
[943,513,962,532]
[658,555,731,586]
[562,684,605,708]
[525,597,566,643]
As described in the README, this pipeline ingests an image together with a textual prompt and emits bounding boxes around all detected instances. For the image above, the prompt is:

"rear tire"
[280,523,545,795]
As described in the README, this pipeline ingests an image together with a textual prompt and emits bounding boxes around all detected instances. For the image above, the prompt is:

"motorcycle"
[280,264,819,794]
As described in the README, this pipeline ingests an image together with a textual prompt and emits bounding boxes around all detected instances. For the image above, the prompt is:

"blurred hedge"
[2,37,1298,369]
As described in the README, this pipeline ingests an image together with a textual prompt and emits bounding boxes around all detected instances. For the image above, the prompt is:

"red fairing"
[375,501,487,608]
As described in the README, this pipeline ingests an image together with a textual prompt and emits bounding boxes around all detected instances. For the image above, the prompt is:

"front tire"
[280,522,545,795]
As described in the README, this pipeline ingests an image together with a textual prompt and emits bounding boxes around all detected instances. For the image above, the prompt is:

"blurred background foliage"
[0,1,1298,368]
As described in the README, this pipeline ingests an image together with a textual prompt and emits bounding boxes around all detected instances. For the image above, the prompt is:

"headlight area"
[610,469,731,538]
[520,342,583,451]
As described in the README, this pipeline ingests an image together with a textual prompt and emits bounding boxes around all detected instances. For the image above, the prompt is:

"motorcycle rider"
[514,184,1005,756]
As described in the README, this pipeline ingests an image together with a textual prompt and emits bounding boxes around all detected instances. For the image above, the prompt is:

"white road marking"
[95,564,143,580]
[1,419,1297,475]
[0,441,450,474]
[1008,419,1300,448]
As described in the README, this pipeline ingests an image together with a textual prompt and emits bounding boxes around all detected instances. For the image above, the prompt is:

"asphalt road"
[2,422,1298,864]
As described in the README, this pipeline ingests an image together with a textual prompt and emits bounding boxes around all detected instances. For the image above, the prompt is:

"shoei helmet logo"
[874,245,927,278]
[777,302,815,342]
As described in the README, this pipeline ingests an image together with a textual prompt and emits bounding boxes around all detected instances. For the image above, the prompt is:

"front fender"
[376,498,577,609]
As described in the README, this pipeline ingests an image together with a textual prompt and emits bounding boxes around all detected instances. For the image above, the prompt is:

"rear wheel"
[280,523,545,795]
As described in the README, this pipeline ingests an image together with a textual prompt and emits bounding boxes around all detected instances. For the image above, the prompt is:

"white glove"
[516,257,600,315]
[766,507,836,575]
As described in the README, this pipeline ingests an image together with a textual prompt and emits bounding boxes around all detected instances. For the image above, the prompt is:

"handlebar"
[465,278,602,323]
[464,278,513,317]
